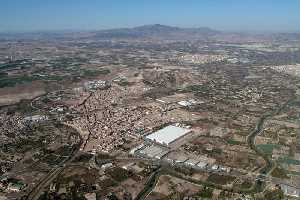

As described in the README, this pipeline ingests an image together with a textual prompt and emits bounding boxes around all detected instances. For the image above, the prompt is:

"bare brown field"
[0,81,46,106]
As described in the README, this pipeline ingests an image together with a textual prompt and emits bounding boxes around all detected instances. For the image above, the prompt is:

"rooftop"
[145,125,191,146]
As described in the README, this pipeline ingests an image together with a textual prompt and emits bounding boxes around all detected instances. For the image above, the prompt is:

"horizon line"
[0,24,300,34]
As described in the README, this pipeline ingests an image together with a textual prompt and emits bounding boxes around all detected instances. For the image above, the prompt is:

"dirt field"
[151,175,201,197]
[0,81,46,106]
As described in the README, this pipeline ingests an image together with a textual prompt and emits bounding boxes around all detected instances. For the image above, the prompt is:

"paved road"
[134,168,161,200]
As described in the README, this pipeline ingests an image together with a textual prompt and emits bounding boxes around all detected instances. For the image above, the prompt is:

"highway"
[134,168,161,200]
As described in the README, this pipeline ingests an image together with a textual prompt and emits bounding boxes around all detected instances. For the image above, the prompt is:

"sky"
[0,0,299,32]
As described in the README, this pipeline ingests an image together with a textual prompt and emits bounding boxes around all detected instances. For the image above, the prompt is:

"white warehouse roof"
[146,125,191,146]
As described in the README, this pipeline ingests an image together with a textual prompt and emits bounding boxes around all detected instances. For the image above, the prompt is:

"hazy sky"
[0,0,299,32]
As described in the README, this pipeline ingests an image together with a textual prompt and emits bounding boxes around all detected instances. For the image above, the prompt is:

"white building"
[197,162,208,169]
[101,163,113,169]
[177,99,197,107]
[145,125,191,146]
[281,184,300,198]
[24,115,48,122]
[211,165,219,171]
[185,159,199,166]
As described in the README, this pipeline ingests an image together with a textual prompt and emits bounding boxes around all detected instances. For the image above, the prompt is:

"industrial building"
[145,125,191,146]
[138,144,169,159]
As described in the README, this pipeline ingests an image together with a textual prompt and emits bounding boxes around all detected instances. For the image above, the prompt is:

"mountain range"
[93,24,220,39]
[1,24,300,42]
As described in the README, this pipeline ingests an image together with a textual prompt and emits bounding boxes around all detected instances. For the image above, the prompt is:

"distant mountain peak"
[133,24,180,31]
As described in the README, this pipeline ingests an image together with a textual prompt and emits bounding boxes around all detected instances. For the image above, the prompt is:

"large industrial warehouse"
[145,125,191,146]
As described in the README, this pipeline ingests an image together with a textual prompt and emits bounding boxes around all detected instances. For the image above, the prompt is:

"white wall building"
[145,125,191,146]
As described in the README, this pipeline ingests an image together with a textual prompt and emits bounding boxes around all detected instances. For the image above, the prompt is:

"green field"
[290,101,300,108]
[287,171,300,176]
[81,68,111,77]
[227,139,242,145]
[0,74,65,88]
[256,144,281,156]
[278,156,300,165]
[0,76,38,87]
